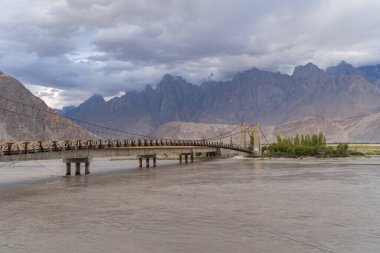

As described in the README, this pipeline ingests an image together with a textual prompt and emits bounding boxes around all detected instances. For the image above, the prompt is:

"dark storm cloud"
[0,0,380,107]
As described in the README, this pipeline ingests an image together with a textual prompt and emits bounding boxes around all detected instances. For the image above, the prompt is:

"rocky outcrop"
[152,113,380,144]
[0,73,91,140]
[151,121,240,142]
[327,61,380,86]
[268,113,380,143]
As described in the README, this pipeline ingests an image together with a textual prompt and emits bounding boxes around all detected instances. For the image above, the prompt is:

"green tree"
[266,133,337,157]
[336,143,348,152]
[317,132,325,146]
[294,134,300,146]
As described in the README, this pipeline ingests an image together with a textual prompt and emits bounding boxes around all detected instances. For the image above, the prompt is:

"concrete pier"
[179,152,194,163]
[146,157,150,167]
[66,163,71,176]
[63,157,92,176]
[205,152,218,157]
[75,163,81,175]
[85,162,90,174]
[137,154,156,168]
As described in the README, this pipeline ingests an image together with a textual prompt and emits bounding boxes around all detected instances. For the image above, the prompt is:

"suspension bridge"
[0,93,267,176]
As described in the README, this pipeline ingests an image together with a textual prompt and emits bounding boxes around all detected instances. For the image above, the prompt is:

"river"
[0,157,379,252]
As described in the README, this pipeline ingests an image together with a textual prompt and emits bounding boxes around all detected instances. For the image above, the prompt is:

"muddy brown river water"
[0,157,380,252]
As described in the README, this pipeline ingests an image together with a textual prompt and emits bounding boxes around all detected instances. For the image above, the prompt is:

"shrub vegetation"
[263,133,363,157]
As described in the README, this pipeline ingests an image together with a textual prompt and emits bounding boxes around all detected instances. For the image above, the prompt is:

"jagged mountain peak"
[83,94,105,105]
[61,62,380,138]
[234,66,271,76]
[325,61,380,85]
[357,64,380,84]
[231,66,283,84]
[58,105,76,115]
[144,84,154,92]
[245,66,262,73]
[157,74,192,91]
[292,62,324,79]
[338,60,354,67]
[161,74,186,82]
[326,60,355,75]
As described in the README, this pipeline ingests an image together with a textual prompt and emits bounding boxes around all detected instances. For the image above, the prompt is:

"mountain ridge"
[62,61,380,139]
[0,73,91,140]
[3,60,380,142]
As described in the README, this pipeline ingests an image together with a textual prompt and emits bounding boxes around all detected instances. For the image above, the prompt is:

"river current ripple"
[0,157,379,253]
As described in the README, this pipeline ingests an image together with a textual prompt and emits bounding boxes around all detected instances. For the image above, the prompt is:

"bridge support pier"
[206,152,218,158]
[75,163,81,175]
[179,153,193,164]
[137,154,156,168]
[63,157,91,176]
[85,162,90,175]
[66,163,71,176]
[146,157,150,168]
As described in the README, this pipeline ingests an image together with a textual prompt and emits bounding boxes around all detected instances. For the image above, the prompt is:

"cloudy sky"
[1,0,380,108]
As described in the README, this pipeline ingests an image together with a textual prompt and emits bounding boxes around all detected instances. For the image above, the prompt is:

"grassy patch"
[264,134,366,158]
[348,145,380,155]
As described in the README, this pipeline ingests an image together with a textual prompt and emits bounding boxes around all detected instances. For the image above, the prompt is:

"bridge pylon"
[240,122,247,148]
[248,123,261,156]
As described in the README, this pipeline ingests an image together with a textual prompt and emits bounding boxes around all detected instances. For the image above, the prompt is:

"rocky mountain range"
[152,113,380,144]
[266,113,380,143]
[327,61,380,86]
[151,122,241,143]
[0,71,91,140]
[2,60,380,142]
[62,61,380,142]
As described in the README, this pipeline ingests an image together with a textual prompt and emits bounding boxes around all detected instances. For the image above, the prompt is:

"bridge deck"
[0,139,252,163]
[0,146,220,162]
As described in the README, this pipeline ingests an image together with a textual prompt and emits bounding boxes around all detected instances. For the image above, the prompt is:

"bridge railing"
[0,139,251,156]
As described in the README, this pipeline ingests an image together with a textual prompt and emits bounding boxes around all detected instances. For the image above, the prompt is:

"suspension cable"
[0,94,266,143]
[202,124,241,141]
[0,95,172,140]
[259,125,270,145]
[201,121,257,141]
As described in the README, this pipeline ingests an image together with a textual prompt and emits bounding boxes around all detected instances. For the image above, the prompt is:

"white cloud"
[104,91,126,101]
[1,0,380,107]
[25,83,92,109]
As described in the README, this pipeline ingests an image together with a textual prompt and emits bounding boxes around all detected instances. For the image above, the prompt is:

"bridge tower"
[248,123,261,156]
[239,122,247,148]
